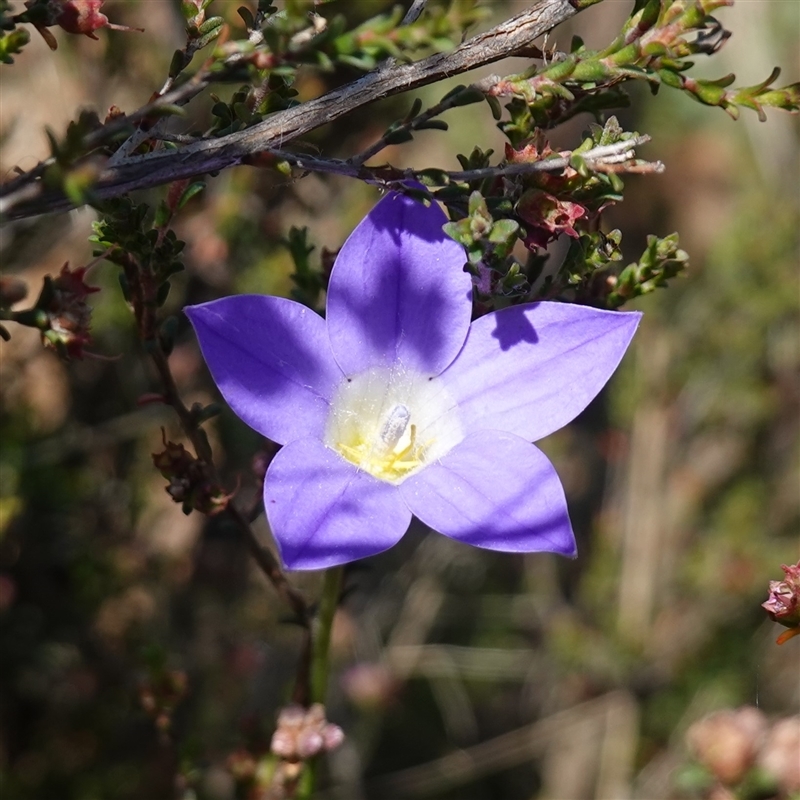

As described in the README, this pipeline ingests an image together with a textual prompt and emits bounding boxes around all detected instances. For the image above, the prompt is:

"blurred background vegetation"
[0,1,797,799]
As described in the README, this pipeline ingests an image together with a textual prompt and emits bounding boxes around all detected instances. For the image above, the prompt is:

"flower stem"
[310,566,344,704]
[295,566,343,800]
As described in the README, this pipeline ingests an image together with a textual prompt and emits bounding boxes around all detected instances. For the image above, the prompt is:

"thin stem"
[293,566,344,798]
[258,134,660,188]
[310,566,344,705]
[149,344,310,627]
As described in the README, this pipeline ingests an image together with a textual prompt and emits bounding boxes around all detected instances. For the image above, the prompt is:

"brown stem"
[149,344,310,627]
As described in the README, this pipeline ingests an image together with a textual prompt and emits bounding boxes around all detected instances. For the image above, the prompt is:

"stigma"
[379,404,411,450]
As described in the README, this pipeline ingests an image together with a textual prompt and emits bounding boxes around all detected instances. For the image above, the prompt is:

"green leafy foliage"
[491,0,800,129]
[90,197,186,340]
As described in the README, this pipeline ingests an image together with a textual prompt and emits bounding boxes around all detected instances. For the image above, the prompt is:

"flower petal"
[326,193,472,377]
[265,438,412,570]
[441,302,641,441]
[400,430,575,556]
[186,296,342,444]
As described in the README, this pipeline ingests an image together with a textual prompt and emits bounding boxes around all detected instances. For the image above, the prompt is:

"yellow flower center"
[325,366,463,484]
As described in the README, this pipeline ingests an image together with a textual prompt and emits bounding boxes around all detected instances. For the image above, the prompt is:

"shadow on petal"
[265,438,413,570]
[327,193,472,377]
[490,305,540,351]
[186,296,343,444]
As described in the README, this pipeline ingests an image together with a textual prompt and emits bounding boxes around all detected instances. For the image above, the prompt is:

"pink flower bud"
[269,703,344,762]
[686,707,767,785]
[296,730,324,759]
[23,0,144,48]
[56,0,142,39]
[758,717,800,793]
[762,560,800,643]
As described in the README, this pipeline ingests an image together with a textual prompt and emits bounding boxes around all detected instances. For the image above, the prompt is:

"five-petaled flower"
[187,194,641,570]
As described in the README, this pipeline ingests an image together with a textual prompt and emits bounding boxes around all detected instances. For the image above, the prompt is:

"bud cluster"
[270,703,344,762]
[152,431,232,516]
[220,704,345,800]
[684,707,800,799]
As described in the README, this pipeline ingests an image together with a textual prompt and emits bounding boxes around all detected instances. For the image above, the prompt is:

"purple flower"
[186,194,641,570]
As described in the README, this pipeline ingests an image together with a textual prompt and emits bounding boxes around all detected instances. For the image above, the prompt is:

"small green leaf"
[153,200,171,229]
[486,94,502,121]
[0,27,30,64]
[195,17,225,49]
[169,49,187,78]
[416,168,450,187]
[488,218,520,244]
[181,1,199,20]
[440,84,468,103]
[407,98,423,119]
[197,15,224,36]
[383,128,414,146]
[177,182,206,209]
[237,6,255,29]
[416,119,448,132]
[449,87,486,107]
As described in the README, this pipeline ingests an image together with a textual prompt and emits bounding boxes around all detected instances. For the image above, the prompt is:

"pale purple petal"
[326,193,472,377]
[440,302,641,441]
[399,430,576,556]
[265,438,412,569]
[186,296,342,444]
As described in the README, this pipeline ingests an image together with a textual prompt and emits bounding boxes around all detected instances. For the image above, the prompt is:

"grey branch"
[401,0,429,26]
[0,0,584,221]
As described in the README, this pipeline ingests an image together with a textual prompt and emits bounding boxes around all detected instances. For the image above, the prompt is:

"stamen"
[379,404,410,451]
[325,366,464,484]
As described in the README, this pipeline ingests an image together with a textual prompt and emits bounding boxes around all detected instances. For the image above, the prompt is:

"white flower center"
[325,366,463,484]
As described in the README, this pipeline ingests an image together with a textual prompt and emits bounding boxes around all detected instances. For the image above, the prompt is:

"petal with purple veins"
[326,193,472,378]
[440,302,641,442]
[186,296,342,445]
[265,438,412,570]
[400,430,576,556]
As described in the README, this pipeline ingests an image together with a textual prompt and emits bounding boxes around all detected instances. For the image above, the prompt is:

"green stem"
[296,566,343,800]
[310,566,344,704]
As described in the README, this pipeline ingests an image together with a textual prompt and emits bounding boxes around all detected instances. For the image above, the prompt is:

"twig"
[0,0,584,220]
[148,344,310,625]
[401,0,429,26]
[252,135,660,187]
